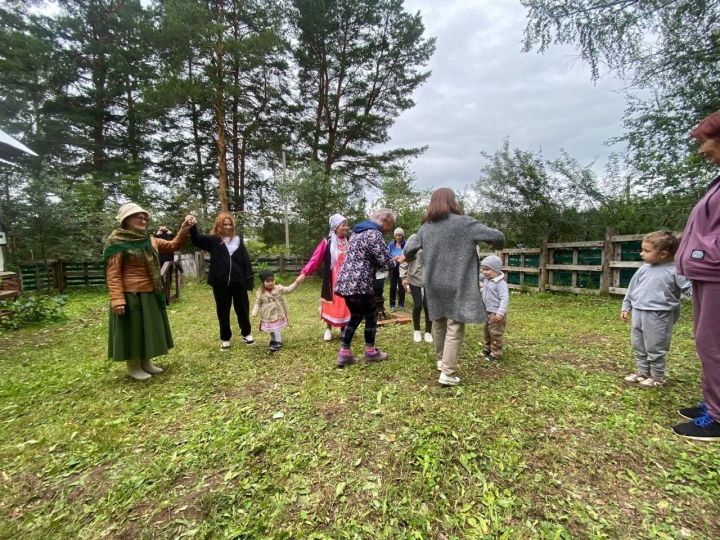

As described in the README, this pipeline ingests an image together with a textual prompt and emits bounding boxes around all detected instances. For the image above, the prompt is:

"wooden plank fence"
[479,228,648,295]
[12,230,652,298]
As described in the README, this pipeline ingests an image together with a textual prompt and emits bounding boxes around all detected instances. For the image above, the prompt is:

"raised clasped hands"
[182,214,197,230]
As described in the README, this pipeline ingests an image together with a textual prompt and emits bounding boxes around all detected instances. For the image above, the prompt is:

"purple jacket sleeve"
[369,231,397,270]
[301,239,327,276]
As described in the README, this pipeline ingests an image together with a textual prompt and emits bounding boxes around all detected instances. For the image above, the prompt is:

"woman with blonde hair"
[189,212,255,350]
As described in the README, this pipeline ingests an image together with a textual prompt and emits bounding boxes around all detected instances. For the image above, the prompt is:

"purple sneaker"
[364,347,389,363]
[336,349,357,368]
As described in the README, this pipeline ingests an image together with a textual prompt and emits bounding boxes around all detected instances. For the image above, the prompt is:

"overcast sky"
[386,0,629,193]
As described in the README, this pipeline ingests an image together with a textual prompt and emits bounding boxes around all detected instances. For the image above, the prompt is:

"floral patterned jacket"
[335,221,397,297]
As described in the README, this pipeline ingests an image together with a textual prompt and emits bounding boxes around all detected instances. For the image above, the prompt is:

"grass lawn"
[1,279,719,539]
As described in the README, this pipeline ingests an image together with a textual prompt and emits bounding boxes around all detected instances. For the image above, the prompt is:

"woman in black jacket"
[188,212,255,350]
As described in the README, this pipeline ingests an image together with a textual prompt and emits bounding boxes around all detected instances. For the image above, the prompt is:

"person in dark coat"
[188,212,255,351]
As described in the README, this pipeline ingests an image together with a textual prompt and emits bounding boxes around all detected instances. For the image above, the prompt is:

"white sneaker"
[221,340,231,351]
[438,372,460,386]
[436,361,442,371]
[324,328,333,341]
[242,335,255,344]
[424,332,433,343]
[413,330,422,343]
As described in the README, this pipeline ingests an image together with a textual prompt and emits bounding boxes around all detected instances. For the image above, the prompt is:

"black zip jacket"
[189,225,254,290]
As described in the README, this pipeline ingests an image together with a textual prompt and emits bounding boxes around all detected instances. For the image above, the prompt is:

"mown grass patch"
[1,281,718,539]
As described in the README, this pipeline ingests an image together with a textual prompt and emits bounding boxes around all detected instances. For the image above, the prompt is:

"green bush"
[0,294,68,330]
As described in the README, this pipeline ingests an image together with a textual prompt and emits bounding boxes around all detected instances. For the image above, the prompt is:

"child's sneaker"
[424,332,433,343]
[242,334,255,345]
[623,372,647,384]
[220,340,231,351]
[678,402,707,420]
[672,412,720,441]
[364,347,389,363]
[438,372,460,386]
[413,330,422,343]
[323,328,332,341]
[269,341,281,352]
[336,349,356,368]
[638,377,665,388]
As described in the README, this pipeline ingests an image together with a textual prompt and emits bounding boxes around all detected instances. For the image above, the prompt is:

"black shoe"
[269,340,281,352]
[678,402,707,420]
[672,413,720,441]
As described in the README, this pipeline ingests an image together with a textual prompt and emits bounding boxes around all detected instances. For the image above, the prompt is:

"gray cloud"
[385,0,628,192]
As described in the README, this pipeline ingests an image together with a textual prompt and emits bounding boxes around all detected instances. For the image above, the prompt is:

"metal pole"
[282,150,290,256]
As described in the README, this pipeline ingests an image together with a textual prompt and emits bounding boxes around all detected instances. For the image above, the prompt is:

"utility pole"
[282,149,290,256]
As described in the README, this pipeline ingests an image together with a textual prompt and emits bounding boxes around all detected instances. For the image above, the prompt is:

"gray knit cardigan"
[404,214,504,323]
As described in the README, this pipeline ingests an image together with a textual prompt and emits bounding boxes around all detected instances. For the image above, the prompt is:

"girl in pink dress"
[296,214,352,341]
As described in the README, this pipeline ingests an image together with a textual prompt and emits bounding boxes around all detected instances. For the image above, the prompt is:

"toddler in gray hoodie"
[621,231,691,387]
[480,255,509,361]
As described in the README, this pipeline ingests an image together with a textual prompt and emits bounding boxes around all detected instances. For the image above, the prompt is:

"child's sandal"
[623,373,647,384]
[638,377,665,388]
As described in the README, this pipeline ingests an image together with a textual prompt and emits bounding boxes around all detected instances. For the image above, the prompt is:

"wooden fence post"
[600,227,615,295]
[539,237,549,291]
[278,253,286,273]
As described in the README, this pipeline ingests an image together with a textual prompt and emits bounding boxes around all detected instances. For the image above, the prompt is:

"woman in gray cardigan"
[404,188,504,386]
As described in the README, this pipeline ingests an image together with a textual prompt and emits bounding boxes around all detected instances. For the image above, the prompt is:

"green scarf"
[103,228,165,306]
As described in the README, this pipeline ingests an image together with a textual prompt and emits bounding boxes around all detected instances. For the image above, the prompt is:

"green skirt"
[108,292,174,361]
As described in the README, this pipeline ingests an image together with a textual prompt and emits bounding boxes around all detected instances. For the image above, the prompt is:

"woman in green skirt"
[104,203,192,380]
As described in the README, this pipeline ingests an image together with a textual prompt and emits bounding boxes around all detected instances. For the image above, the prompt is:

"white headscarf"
[328,213,347,268]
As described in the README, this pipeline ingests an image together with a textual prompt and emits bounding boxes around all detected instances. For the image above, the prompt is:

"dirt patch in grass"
[64,464,110,504]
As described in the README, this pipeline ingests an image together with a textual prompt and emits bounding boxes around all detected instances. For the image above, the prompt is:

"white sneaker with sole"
[221,340,231,351]
[436,360,442,371]
[438,372,460,386]
[324,328,332,341]
[242,335,255,345]
[413,330,422,343]
[424,332,433,343]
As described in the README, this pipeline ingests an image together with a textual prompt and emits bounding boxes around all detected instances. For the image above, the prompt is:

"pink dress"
[302,238,351,327]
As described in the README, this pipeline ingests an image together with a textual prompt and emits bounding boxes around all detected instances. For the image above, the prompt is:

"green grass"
[1,281,718,539]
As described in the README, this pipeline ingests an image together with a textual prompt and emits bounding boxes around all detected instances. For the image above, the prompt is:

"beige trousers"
[432,317,465,375]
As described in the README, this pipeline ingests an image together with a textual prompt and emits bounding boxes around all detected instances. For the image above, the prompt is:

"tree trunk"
[239,136,247,212]
[188,59,207,207]
[214,40,229,212]
[126,73,138,162]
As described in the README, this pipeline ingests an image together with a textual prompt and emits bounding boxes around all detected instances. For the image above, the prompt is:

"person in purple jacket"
[333,209,404,367]
[672,111,720,441]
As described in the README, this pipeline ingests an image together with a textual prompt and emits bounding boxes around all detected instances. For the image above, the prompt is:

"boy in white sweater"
[621,231,691,387]
[480,255,509,361]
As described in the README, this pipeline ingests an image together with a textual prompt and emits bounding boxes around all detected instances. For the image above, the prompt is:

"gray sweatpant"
[630,309,679,380]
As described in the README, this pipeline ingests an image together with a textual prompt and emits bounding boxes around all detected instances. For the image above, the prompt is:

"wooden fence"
[479,229,648,295]
[16,259,185,304]
[12,231,649,298]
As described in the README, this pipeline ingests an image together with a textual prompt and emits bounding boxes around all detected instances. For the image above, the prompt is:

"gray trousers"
[630,309,678,380]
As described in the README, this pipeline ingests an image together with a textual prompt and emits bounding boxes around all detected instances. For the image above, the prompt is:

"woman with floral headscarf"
[104,203,192,380]
[296,214,352,340]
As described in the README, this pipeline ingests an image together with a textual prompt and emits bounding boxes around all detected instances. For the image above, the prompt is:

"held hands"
[620,310,629,322]
[112,304,126,316]
[491,313,505,323]
[295,273,306,285]
[181,214,197,230]
[395,254,406,264]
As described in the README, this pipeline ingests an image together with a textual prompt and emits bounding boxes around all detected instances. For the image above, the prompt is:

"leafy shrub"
[0,294,68,330]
